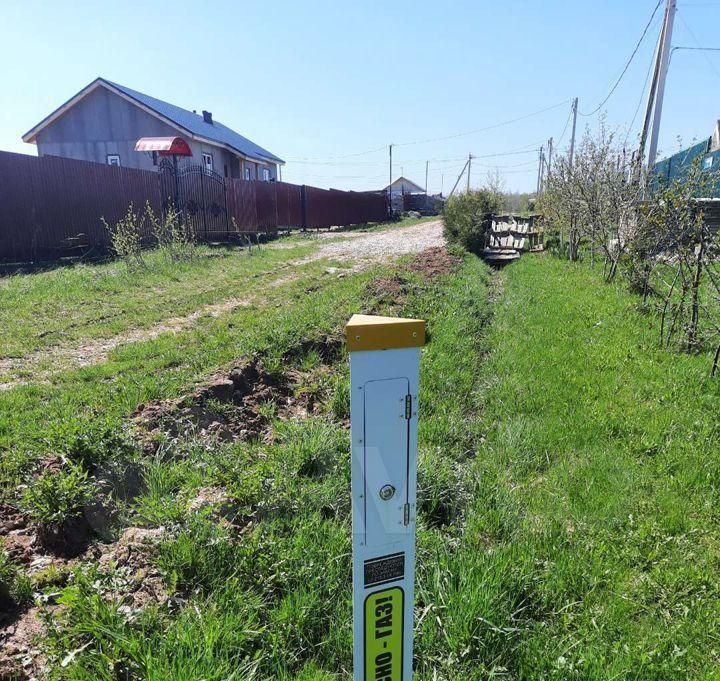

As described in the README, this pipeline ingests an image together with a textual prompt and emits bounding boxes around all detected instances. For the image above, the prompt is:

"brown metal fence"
[0,150,388,262]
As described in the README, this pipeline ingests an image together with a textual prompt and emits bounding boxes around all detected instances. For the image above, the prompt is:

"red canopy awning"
[134,136,192,156]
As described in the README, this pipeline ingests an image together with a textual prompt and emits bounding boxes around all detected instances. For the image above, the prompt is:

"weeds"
[147,202,198,263]
[102,203,146,271]
[0,545,32,609]
[22,462,95,554]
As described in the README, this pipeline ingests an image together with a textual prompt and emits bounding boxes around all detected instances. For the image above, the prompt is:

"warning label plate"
[364,586,404,681]
[364,552,405,588]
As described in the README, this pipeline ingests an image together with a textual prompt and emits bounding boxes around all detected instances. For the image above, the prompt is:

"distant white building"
[384,176,425,213]
[385,176,425,197]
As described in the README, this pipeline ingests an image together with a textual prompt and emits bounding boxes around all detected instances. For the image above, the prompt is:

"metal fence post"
[301,184,308,231]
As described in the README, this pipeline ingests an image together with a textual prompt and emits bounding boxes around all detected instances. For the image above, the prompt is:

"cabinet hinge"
[404,394,412,420]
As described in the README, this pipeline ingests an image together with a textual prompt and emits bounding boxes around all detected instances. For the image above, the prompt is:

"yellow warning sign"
[364,587,404,681]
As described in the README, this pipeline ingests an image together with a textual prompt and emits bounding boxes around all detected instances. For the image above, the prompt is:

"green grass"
[0,242,315,359]
[460,255,720,679]
[0,258,366,493]
[30,253,492,680]
[5,243,720,679]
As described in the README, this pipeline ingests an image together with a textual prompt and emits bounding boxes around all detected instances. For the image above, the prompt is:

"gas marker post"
[346,314,426,681]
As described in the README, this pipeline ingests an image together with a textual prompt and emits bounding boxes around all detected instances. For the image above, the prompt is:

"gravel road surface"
[309,219,445,267]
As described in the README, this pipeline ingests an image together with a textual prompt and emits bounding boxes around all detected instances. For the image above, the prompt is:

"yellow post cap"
[345,314,426,352]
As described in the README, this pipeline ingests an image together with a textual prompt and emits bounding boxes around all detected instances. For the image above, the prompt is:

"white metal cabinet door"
[364,377,410,548]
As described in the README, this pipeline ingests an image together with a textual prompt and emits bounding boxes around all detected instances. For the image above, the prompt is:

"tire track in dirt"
[0,297,253,391]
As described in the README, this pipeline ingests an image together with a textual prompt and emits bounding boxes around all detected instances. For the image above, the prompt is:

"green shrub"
[44,414,135,469]
[22,463,95,554]
[442,189,502,254]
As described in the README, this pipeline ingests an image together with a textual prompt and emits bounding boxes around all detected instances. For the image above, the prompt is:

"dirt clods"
[0,606,45,681]
[367,274,411,306]
[35,515,91,559]
[408,246,462,279]
[134,336,344,448]
[366,246,461,311]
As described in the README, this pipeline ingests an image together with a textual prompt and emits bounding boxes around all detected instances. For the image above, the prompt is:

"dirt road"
[0,221,446,389]
[311,219,444,265]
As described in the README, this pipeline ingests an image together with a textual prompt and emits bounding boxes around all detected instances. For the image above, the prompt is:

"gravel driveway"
[309,219,445,266]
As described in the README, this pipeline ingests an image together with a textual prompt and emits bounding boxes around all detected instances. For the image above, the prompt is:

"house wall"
[34,86,278,180]
[389,179,424,196]
[36,87,180,171]
[241,159,278,181]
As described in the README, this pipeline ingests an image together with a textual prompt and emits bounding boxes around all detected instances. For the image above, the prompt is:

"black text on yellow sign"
[364,587,404,681]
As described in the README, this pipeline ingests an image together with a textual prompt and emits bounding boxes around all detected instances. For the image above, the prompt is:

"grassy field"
[466,256,720,678]
[2,239,720,679]
[0,242,316,360]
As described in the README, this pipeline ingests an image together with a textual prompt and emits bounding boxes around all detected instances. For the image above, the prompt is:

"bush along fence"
[0,150,389,262]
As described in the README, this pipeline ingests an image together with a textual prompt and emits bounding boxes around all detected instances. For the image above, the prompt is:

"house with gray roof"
[22,78,284,181]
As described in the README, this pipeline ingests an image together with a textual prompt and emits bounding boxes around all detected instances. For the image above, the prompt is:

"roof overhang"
[22,77,285,166]
[134,136,193,156]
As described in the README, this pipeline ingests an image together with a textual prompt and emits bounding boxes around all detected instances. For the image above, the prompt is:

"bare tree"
[540,122,640,280]
[638,161,720,356]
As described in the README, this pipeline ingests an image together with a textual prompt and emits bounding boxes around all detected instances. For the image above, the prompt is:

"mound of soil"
[366,274,411,306]
[366,247,461,312]
[407,246,462,279]
[133,336,344,449]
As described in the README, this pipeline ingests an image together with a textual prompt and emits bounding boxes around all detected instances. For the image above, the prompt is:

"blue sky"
[1,0,719,193]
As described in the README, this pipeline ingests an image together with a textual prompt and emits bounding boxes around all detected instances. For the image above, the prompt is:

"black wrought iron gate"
[159,160,229,238]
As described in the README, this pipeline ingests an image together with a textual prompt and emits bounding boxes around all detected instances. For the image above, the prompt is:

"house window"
[244,167,251,181]
[107,154,121,167]
[202,153,214,172]
[262,168,271,182]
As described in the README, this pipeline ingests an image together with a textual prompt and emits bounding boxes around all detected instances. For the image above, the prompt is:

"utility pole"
[441,174,444,197]
[648,0,677,167]
[466,153,472,192]
[569,98,579,168]
[425,161,429,196]
[389,144,393,193]
[448,158,471,198]
[547,137,554,180]
[636,13,667,181]
[536,146,544,195]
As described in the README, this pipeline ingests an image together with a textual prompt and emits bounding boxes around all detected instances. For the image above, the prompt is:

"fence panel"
[0,151,161,261]
[226,177,257,232]
[0,150,389,262]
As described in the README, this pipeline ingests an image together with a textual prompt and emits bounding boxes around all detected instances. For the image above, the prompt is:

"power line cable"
[554,105,574,148]
[288,144,544,167]
[393,100,570,146]
[675,11,720,81]
[285,145,387,162]
[579,0,664,116]
[286,103,566,163]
